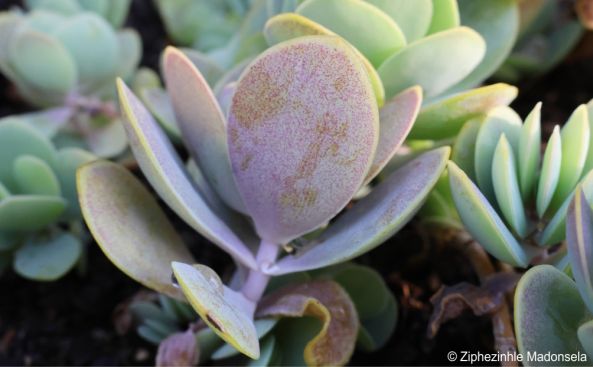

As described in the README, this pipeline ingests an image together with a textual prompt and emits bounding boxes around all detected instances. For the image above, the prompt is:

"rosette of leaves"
[0,118,95,281]
[443,101,593,268]
[0,5,142,157]
[78,38,449,364]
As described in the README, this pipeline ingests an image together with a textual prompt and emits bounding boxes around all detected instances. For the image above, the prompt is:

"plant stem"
[241,239,279,304]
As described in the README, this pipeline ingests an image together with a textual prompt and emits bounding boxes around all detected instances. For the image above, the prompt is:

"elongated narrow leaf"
[518,103,541,200]
[492,135,528,237]
[367,0,433,42]
[172,262,259,359]
[536,126,562,218]
[582,99,593,174]
[566,188,593,314]
[378,27,485,99]
[515,265,590,364]
[116,79,257,269]
[228,36,379,244]
[427,0,460,34]
[163,47,246,214]
[411,83,517,140]
[296,0,406,67]
[449,162,528,267]
[0,195,66,231]
[451,117,483,181]
[140,87,181,140]
[211,319,278,360]
[13,155,60,197]
[78,161,195,299]
[363,86,421,185]
[268,148,448,275]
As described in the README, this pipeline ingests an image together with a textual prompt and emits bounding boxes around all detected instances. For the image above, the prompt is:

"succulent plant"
[441,101,593,268]
[0,118,95,281]
[24,0,132,28]
[78,38,449,364]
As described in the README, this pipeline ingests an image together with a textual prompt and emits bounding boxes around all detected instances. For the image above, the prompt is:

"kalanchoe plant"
[0,118,95,280]
[78,38,449,364]
[444,101,593,267]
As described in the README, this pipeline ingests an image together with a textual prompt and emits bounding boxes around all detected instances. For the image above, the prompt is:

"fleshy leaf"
[116,29,141,80]
[582,99,593,173]
[578,319,593,360]
[0,195,66,231]
[55,148,95,219]
[269,148,449,274]
[163,47,247,214]
[357,292,397,352]
[536,126,561,218]
[228,36,379,244]
[116,79,257,268]
[179,48,224,87]
[257,280,359,367]
[211,318,278,360]
[13,155,61,197]
[363,86,421,185]
[367,0,433,42]
[448,161,529,267]
[140,87,181,140]
[296,0,406,67]
[492,135,528,237]
[518,103,542,201]
[451,117,483,181]
[77,160,195,299]
[515,265,590,364]
[427,0,460,34]
[378,27,485,99]
[411,83,517,140]
[83,117,128,158]
[172,262,259,359]
[13,232,82,281]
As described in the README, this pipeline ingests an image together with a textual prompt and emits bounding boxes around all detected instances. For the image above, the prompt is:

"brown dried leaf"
[156,329,199,367]
[257,280,358,367]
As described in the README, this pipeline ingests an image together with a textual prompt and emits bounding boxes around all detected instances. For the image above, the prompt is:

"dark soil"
[0,0,592,365]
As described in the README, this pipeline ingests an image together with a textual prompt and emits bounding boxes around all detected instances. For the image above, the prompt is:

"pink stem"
[241,239,279,303]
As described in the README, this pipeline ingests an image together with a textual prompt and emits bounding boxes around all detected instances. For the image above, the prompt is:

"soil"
[0,0,592,365]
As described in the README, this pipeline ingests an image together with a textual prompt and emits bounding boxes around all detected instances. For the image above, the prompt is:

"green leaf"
[116,29,141,80]
[24,9,65,33]
[451,117,483,181]
[492,135,528,237]
[296,0,406,67]
[357,291,397,352]
[105,0,131,28]
[411,83,517,140]
[77,160,195,299]
[140,87,181,140]
[0,195,66,231]
[536,126,561,217]
[367,0,433,42]
[14,232,82,281]
[582,99,593,174]
[13,155,61,197]
[427,0,460,34]
[247,336,276,367]
[25,0,81,15]
[211,318,278,360]
[172,262,260,359]
[83,117,128,158]
[515,265,591,365]
[268,148,449,274]
[54,148,95,219]
[179,48,225,87]
[448,161,528,267]
[578,319,593,360]
[378,27,485,99]
[518,102,541,201]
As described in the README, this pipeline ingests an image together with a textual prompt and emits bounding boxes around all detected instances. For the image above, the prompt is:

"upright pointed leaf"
[582,99,593,174]
[78,161,195,299]
[536,126,561,218]
[518,103,541,200]
[269,148,449,274]
[228,36,379,244]
[427,0,460,34]
[451,117,483,181]
[367,0,433,42]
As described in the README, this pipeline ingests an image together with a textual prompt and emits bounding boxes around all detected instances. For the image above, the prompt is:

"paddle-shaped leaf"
[536,126,561,218]
[578,319,593,360]
[515,265,590,365]
[116,79,257,268]
[492,135,527,237]
[0,195,66,231]
[367,0,433,42]
[228,36,379,244]
[172,262,259,359]
[363,86,421,185]
[378,27,485,99]
[449,161,528,267]
[268,148,448,274]
[163,47,246,214]
[296,0,405,67]
[13,155,60,196]
[427,0,460,34]
[518,103,541,200]
[78,161,195,299]
[411,83,517,140]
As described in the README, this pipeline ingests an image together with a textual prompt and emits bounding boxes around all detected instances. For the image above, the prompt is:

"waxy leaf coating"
[518,103,542,201]
[367,0,433,42]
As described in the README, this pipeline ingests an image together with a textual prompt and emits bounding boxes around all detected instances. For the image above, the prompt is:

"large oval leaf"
[536,126,561,218]
[268,147,449,275]
[296,0,406,67]
[78,161,195,299]
[378,27,485,100]
[367,0,433,42]
[0,195,66,231]
[228,36,379,244]
[449,161,528,267]
[116,79,257,269]
[163,47,246,214]
[518,103,541,201]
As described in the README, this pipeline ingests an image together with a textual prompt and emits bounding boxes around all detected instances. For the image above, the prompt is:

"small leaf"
[357,292,397,352]
[13,155,61,197]
[427,0,460,34]
[116,29,142,80]
[578,319,593,360]
[536,126,562,218]
[518,103,542,201]
[296,0,406,67]
[451,117,483,181]
[248,336,276,367]
[179,48,224,87]
[448,161,528,267]
[14,232,82,281]
[54,148,96,219]
[378,27,485,99]
[0,195,66,231]
[268,148,449,274]
[155,329,199,367]
[172,262,259,359]
[367,0,433,42]
[140,87,181,140]
[257,280,359,367]
[211,318,278,360]
[581,99,593,174]
[228,36,379,244]
[77,160,195,299]
[84,117,128,158]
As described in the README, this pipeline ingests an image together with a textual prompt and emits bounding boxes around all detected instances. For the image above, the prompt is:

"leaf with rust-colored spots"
[257,280,358,367]
[172,262,260,359]
[363,86,421,186]
[116,79,257,269]
[427,272,519,338]
[77,161,194,300]
[163,47,247,214]
[228,36,379,244]
[268,147,449,275]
